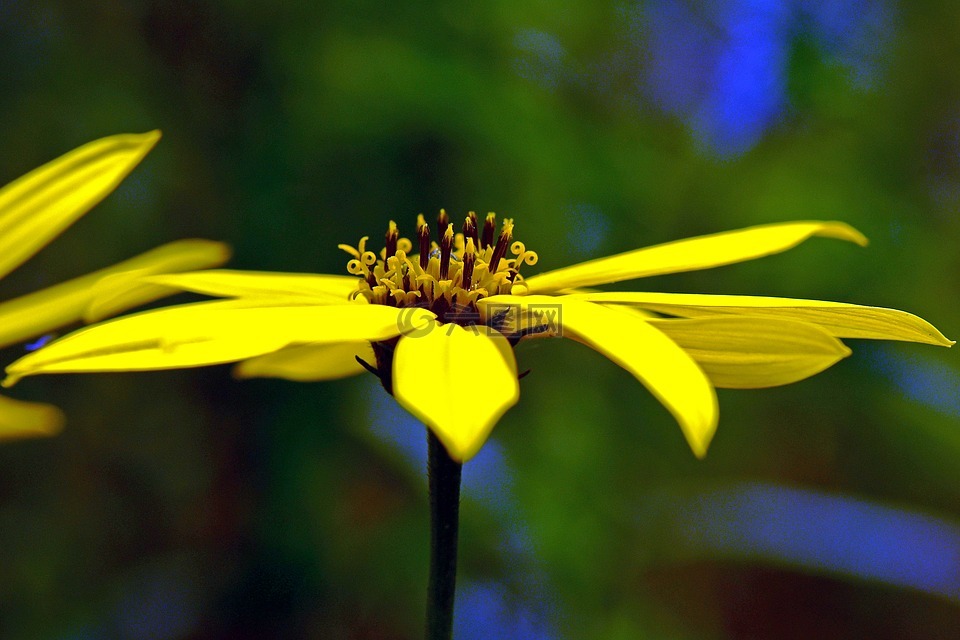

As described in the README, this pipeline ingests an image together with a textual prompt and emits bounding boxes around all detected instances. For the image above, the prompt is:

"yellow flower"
[3,212,950,459]
[0,131,230,440]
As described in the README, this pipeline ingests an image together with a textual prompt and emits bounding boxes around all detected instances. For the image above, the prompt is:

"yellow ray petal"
[393,325,518,462]
[84,240,232,322]
[521,221,867,293]
[0,131,161,279]
[646,315,852,388]
[0,239,230,350]
[482,295,718,457]
[234,341,374,381]
[4,301,432,385]
[572,292,954,347]
[0,394,64,441]
[143,270,360,303]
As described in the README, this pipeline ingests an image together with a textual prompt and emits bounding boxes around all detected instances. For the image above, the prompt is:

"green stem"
[425,430,462,640]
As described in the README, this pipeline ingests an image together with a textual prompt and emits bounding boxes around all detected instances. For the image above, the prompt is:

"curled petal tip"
[685,417,716,459]
[820,221,868,247]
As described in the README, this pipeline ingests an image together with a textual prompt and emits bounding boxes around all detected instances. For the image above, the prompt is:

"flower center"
[340,210,538,327]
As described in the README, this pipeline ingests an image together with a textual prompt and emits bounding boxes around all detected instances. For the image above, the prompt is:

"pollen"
[340,210,539,327]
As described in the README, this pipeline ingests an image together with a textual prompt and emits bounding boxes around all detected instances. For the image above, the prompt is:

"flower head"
[4,212,950,460]
[0,131,230,440]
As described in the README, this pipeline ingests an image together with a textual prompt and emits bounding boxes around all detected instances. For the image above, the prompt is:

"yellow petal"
[144,270,360,303]
[234,341,374,381]
[522,221,867,293]
[573,292,954,347]
[647,315,852,388]
[393,324,519,462]
[84,240,232,322]
[482,295,718,457]
[4,300,433,385]
[0,131,161,279]
[0,239,230,350]
[0,394,64,441]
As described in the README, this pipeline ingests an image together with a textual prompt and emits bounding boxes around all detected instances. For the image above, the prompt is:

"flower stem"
[425,430,462,640]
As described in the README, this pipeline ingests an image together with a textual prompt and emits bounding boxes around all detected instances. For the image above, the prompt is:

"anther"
[437,209,449,232]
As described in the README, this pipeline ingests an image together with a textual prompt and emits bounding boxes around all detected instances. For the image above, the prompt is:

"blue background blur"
[0,1,958,638]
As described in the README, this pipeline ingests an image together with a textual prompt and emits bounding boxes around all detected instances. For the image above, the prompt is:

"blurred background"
[0,0,958,638]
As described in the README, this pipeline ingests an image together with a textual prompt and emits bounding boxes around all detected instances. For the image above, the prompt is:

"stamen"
[514,241,538,265]
[346,259,365,275]
[437,209,449,232]
[345,211,536,337]
[463,213,479,247]
[385,220,398,257]
[488,219,514,273]
[481,213,496,249]
[401,258,413,290]
[461,237,476,289]
[507,240,538,282]
[418,218,431,270]
[338,243,361,259]
[439,224,454,280]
